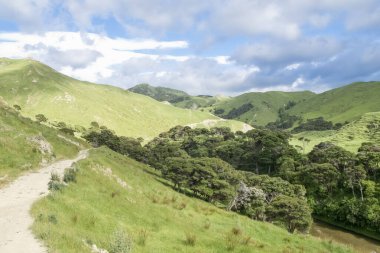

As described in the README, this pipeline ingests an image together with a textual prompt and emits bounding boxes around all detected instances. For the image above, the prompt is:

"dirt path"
[0,150,88,253]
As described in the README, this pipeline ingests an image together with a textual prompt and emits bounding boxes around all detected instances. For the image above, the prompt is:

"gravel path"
[0,150,88,253]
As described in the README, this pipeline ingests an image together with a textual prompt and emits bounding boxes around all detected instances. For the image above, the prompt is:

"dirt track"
[0,150,88,253]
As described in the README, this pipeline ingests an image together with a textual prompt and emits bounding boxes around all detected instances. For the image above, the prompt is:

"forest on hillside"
[83,126,380,237]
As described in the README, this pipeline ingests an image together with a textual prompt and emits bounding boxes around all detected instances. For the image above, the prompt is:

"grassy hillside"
[288,82,380,124]
[290,112,380,153]
[129,83,226,109]
[0,102,84,187]
[129,83,189,103]
[187,119,253,132]
[31,147,352,253]
[211,91,315,126]
[0,58,246,140]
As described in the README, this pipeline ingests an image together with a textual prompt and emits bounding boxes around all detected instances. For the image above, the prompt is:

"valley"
[0,58,379,253]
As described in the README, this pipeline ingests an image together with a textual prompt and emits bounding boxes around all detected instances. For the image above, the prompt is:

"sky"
[0,0,379,95]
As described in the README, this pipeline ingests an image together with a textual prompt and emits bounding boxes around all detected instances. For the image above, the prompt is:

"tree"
[90,121,99,128]
[308,142,355,171]
[35,114,48,123]
[297,137,310,154]
[266,195,312,233]
[13,104,21,111]
[301,163,340,197]
[343,165,367,201]
[163,157,239,204]
[358,143,380,181]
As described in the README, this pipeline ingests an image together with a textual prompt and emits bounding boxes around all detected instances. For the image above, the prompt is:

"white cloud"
[231,37,342,68]
[0,31,258,95]
[0,31,189,82]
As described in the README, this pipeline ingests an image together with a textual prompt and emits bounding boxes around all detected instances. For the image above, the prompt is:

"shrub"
[241,236,252,245]
[48,214,58,224]
[231,226,243,236]
[109,229,133,253]
[111,191,120,198]
[13,104,21,111]
[48,173,65,191]
[35,114,48,123]
[225,232,240,251]
[63,167,77,183]
[175,201,187,210]
[204,219,211,230]
[184,232,196,246]
[136,229,149,246]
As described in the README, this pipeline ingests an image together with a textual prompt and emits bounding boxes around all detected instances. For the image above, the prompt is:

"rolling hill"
[129,83,227,109]
[0,58,247,140]
[0,102,83,186]
[290,112,380,153]
[211,91,316,126]
[31,147,352,253]
[288,81,380,124]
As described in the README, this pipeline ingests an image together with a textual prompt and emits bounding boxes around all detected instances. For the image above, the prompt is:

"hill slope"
[288,82,380,123]
[129,83,189,102]
[32,147,351,253]
[290,112,380,153]
[0,58,246,139]
[129,83,226,109]
[0,102,83,186]
[211,91,316,126]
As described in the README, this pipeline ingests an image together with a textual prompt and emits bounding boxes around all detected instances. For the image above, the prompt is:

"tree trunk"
[255,162,259,174]
[359,182,364,201]
[351,185,356,199]
[268,165,271,175]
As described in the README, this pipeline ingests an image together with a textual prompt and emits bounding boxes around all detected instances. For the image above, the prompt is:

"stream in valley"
[311,221,380,253]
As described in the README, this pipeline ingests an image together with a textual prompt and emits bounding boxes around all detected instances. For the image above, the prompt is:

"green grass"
[290,112,380,153]
[0,58,247,140]
[188,119,253,132]
[129,83,227,109]
[31,147,353,253]
[211,91,315,126]
[288,82,380,124]
[0,103,85,187]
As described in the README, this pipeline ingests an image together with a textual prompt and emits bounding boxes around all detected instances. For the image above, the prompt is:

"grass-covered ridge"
[211,91,316,126]
[290,112,380,153]
[288,82,380,124]
[129,83,227,109]
[0,58,246,140]
[0,102,83,187]
[31,147,352,253]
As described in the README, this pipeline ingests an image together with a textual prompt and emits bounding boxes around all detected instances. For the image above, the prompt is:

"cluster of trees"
[266,101,300,130]
[266,108,301,130]
[291,117,343,133]
[83,127,312,233]
[83,126,380,235]
[216,103,254,119]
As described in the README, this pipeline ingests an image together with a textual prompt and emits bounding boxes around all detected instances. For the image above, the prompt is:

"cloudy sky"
[0,0,379,95]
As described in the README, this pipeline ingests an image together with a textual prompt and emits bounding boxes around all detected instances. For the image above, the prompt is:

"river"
[311,221,380,253]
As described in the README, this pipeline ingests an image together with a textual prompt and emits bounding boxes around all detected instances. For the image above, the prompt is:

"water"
[311,220,380,253]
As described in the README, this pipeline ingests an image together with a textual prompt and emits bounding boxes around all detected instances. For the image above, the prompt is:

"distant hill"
[288,82,380,124]
[129,83,189,103]
[129,83,226,109]
[291,112,380,153]
[209,81,380,128]
[0,58,247,140]
[211,91,316,126]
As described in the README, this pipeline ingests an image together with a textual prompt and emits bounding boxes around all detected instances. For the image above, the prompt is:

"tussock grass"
[31,147,353,253]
